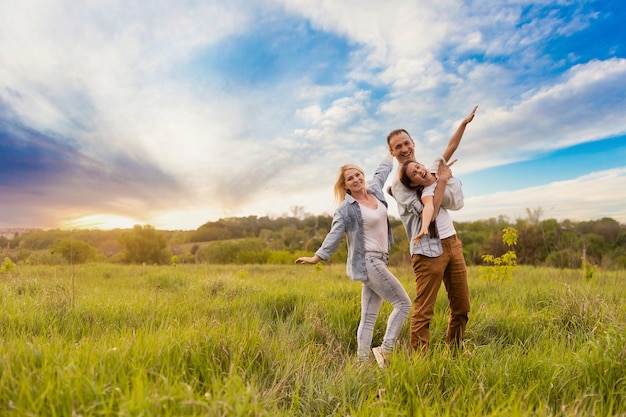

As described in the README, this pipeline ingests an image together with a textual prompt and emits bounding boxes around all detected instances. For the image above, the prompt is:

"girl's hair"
[399,161,424,196]
[333,163,365,204]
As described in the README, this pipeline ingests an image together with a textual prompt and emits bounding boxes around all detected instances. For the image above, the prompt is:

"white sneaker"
[372,346,389,368]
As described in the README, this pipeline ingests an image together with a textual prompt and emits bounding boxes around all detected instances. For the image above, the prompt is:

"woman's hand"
[295,255,321,264]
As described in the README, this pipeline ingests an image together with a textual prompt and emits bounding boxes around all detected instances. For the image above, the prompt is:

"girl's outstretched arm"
[442,105,478,162]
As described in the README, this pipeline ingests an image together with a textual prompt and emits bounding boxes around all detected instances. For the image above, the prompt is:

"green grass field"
[1,263,624,416]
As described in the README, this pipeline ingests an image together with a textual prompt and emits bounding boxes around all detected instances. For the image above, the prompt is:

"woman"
[295,155,411,367]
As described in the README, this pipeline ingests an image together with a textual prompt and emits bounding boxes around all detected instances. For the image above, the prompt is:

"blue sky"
[1,0,626,230]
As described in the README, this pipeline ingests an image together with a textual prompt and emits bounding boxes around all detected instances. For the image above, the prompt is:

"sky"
[1,0,626,231]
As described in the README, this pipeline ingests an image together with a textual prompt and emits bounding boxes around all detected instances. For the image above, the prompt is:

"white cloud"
[454,168,626,224]
[441,58,626,174]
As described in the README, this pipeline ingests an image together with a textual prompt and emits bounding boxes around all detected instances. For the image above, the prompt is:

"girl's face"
[405,161,435,186]
[343,168,365,194]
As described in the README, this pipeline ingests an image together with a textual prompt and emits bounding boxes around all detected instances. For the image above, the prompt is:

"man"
[387,106,477,352]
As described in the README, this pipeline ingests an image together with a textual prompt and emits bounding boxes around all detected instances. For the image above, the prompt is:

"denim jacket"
[315,157,394,281]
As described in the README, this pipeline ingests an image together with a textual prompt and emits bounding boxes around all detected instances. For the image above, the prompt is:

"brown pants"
[410,235,470,351]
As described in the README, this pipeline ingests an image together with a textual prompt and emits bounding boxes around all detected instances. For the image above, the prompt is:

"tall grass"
[0,264,624,416]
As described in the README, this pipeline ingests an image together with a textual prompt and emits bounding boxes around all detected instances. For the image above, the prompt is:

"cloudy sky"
[1,0,625,231]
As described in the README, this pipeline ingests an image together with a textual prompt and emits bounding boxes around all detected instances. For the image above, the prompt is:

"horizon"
[1,210,625,236]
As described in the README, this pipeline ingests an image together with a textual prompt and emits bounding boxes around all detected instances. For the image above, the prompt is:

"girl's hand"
[438,159,453,181]
[463,105,478,125]
[413,229,427,245]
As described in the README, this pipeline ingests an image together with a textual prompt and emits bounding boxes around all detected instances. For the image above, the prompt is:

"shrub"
[479,227,518,284]
[118,225,169,264]
[1,257,16,274]
[196,238,269,264]
[51,238,96,264]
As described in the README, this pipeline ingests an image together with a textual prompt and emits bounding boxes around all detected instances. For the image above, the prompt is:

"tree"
[118,225,168,264]
[515,221,544,265]
[15,229,67,250]
[51,238,96,264]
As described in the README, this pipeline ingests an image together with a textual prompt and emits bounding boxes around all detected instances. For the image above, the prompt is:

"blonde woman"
[296,155,411,367]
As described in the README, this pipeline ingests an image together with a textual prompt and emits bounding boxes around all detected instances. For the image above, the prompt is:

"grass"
[0,263,624,416]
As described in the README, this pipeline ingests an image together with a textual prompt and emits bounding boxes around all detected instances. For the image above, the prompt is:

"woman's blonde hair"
[333,163,365,204]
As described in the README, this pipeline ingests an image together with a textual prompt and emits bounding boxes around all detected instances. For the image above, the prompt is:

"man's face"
[388,131,415,165]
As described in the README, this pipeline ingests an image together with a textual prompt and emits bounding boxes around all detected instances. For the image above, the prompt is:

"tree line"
[2,209,626,269]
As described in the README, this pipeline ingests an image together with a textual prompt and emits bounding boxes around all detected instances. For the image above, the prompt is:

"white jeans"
[357,252,412,361]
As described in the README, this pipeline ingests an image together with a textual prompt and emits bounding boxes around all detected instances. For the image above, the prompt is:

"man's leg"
[442,235,470,347]
[410,253,446,352]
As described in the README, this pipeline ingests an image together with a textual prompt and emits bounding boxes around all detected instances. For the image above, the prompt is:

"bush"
[545,248,582,269]
[196,238,269,264]
[51,238,96,264]
[479,227,518,284]
[269,251,298,264]
[118,225,169,264]
[1,257,16,274]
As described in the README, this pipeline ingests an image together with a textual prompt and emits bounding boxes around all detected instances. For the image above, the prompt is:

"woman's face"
[405,161,435,186]
[343,168,366,194]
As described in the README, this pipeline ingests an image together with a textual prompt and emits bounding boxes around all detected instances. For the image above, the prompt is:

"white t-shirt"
[359,201,388,253]
[420,158,464,239]
[422,158,464,211]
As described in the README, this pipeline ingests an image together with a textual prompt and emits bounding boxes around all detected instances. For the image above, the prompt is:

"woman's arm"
[295,209,346,264]
[295,254,322,264]
[370,154,394,190]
